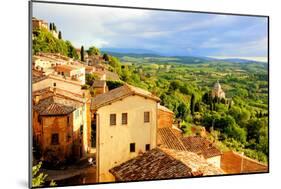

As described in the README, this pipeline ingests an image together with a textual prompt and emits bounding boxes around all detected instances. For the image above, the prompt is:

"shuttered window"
[122,113,128,125]
[110,114,116,126]
[144,112,150,123]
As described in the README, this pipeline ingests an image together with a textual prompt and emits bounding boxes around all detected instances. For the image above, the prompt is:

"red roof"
[109,148,194,181]
[181,136,222,158]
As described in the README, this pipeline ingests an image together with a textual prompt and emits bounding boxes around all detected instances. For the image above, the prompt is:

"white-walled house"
[91,84,160,182]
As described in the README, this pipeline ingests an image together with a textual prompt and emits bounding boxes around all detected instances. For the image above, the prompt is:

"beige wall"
[70,67,85,85]
[33,77,82,94]
[33,59,52,71]
[207,156,221,168]
[96,95,158,182]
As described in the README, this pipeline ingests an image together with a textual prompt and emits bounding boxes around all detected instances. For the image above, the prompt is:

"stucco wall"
[40,115,72,161]
[96,95,158,182]
[207,156,221,168]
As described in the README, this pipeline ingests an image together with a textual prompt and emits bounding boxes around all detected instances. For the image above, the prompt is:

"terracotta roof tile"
[162,148,224,176]
[157,128,221,159]
[109,148,194,181]
[91,84,160,110]
[158,105,174,114]
[181,136,222,158]
[157,127,186,151]
[33,95,82,116]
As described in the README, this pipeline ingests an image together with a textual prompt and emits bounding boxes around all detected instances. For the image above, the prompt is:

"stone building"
[55,64,86,85]
[91,84,160,182]
[32,74,83,94]
[32,17,48,30]
[211,80,225,99]
[32,87,91,163]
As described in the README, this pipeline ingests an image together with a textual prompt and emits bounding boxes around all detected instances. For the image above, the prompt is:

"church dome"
[213,80,221,91]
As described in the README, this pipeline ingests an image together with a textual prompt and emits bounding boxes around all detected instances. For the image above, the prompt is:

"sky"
[33,2,268,60]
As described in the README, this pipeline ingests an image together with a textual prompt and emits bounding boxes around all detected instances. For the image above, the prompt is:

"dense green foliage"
[110,54,268,163]
[32,28,78,59]
[87,46,100,56]
[32,162,56,187]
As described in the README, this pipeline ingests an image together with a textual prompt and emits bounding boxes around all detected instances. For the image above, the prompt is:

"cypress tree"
[58,31,62,39]
[80,46,84,61]
[49,23,52,30]
[53,23,57,32]
[190,93,195,115]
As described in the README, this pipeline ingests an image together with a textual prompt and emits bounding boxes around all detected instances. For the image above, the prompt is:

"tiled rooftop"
[91,84,160,110]
[109,148,194,181]
[157,127,186,151]
[158,105,174,113]
[162,148,224,176]
[110,147,224,181]
[181,136,222,159]
[33,95,82,116]
[157,128,222,159]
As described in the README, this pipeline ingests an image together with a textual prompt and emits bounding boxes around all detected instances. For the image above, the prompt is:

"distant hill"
[219,58,266,64]
[101,50,266,65]
[101,48,159,55]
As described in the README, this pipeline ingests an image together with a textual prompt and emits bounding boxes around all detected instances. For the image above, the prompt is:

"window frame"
[110,113,117,126]
[121,113,128,125]
[144,111,150,123]
[130,143,135,153]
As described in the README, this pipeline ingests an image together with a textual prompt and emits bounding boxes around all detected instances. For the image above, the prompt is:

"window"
[145,144,150,151]
[80,125,83,135]
[67,116,70,126]
[122,113,128,125]
[110,114,116,126]
[53,82,56,87]
[130,143,135,152]
[144,112,150,123]
[51,133,59,145]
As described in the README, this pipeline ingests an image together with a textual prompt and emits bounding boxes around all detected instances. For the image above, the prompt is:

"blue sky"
[33,2,268,60]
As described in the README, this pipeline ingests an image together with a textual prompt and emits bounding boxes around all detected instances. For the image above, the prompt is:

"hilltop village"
[32,18,268,185]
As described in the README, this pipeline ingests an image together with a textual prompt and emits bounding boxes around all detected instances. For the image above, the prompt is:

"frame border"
[28,1,270,188]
